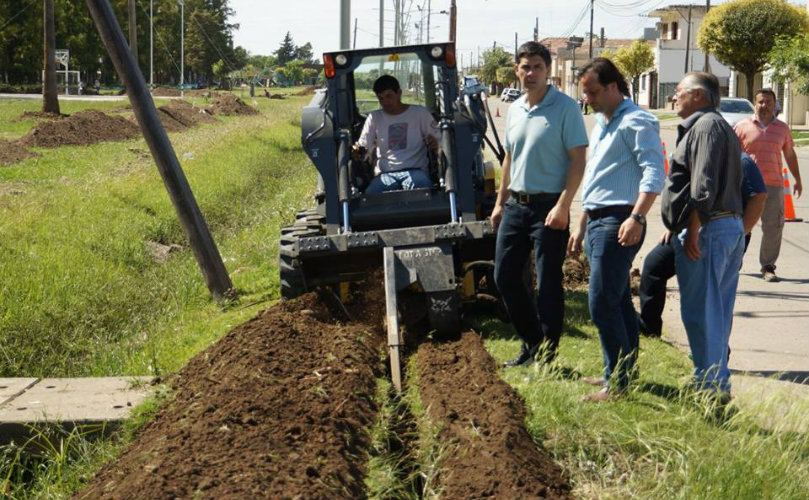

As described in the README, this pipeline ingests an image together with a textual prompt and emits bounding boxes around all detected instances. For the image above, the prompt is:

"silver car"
[719,97,754,127]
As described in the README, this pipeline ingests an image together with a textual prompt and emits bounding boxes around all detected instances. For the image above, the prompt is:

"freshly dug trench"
[416,331,573,499]
[76,292,384,500]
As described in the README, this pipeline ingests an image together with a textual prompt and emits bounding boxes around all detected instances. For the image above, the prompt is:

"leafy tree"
[294,42,314,64]
[276,59,305,85]
[495,66,517,87]
[612,40,654,103]
[479,46,512,87]
[698,0,809,99]
[275,31,296,65]
[768,33,809,96]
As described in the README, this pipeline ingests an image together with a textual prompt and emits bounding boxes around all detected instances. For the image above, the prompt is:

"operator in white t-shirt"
[352,75,439,193]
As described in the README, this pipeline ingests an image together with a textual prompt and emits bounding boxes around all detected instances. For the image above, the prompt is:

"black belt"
[587,205,634,220]
[509,190,559,204]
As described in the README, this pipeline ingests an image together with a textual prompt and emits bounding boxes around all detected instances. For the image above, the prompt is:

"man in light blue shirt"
[568,58,665,401]
[492,41,588,367]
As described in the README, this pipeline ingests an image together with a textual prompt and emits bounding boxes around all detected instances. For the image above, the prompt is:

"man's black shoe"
[503,343,540,367]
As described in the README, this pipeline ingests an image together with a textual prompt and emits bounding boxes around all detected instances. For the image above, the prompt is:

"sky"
[226,0,733,66]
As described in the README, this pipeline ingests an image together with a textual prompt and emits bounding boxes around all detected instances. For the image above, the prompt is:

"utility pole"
[43,0,59,114]
[85,0,233,300]
[589,0,594,59]
[600,27,605,48]
[449,0,456,42]
[379,0,384,47]
[128,0,137,63]
[179,0,184,97]
[394,0,399,45]
[353,17,358,48]
[149,0,153,86]
[534,18,538,42]
[684,4,692,73]
[703,0,711,72]
[340,0,350,49]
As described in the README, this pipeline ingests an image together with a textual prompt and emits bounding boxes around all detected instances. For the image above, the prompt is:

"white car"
[719,97,754,127]
[502,88,521,102]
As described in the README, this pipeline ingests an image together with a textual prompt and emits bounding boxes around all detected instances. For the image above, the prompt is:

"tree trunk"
[42,0,59,114]
[128,0,138,63]
[745,71,755,102]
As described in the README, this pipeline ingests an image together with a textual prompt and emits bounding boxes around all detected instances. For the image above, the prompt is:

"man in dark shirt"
[661,72,745,397]
[639,153,767,337]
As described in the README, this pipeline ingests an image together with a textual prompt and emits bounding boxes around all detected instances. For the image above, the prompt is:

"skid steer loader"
[280,42,505,390]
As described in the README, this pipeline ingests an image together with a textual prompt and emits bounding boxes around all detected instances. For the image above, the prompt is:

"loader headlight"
[335,54,348,66]
[430,46,444,59]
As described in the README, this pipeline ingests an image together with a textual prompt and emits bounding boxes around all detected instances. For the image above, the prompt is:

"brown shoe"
[762,270,779,282]
[581,376,606,386]
[581,387,612,403]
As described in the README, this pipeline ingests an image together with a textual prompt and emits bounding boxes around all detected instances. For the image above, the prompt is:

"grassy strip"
[0,95,317,378]
[792,130,809,146]
[472,296,809,500]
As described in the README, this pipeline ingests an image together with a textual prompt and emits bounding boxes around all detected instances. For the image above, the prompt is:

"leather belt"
[509,190,559,204]
[587,205,634,220]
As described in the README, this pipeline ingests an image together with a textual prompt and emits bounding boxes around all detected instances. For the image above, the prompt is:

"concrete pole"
[427,0,431,43]
[379,0,384,46]
[128,0,137,63]
[180,0,184,97]
[703,0,711,72]
[353,17,358,49]
[588,0,594,59]
[150,0,153,86]
[85,0,233,300]
[684,5,692,74]
[450,0,456,43]
[340,0,350,49]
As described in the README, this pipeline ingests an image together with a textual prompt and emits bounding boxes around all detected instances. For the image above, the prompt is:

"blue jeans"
[673,216,744,393]
[494,197,568,355]
[365,169,432,194]
[586,215,644,389]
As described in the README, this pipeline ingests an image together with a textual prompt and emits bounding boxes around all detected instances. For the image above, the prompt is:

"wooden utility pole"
[703,0,711,72]
[588,0,594,59]
[42,0,59,114]
[684,4,692,73]
[450,0,456,42]
[85,0,233,300]
[128,0,137,62]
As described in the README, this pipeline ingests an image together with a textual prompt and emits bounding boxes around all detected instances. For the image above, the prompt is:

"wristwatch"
[630,213,647,226]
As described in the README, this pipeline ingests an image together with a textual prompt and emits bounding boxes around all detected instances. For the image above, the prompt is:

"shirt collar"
[518,85,557,112]
[596,98,633,128]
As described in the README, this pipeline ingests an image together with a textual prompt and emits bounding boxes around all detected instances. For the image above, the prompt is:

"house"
[638,4,731,109]
[541,37,648,100]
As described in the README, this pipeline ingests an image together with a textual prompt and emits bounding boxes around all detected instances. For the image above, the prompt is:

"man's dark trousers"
[494,196,568,356]
[586,213,644,388]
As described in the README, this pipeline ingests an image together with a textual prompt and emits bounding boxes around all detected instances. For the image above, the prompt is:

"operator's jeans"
[673,216,744,393]
[494,197,568,357]
[365,169,432,194]
[586,214,644,389]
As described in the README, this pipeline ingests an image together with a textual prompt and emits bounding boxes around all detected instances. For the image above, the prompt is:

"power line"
[0,0,38,33]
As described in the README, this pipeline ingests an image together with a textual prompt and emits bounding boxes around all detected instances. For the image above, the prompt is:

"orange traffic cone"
[495,107,501,118]
[783,167,803,222]
[661,141,669,175]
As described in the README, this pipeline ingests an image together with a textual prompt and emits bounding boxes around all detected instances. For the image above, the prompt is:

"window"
[641,74,646,91]
[662,23,669,39]
[671,22,678,40]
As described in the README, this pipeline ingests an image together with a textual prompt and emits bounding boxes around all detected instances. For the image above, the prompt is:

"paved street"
[488,97,809,394]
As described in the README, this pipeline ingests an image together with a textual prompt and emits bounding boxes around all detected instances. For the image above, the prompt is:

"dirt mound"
[0,140,39,166]
[156,99,217,132]
[417,331,573,499]
[151,86,181,97]
[77,292,384,500]
[209,93,258,116]
[563,256,590,291]
[19,110,66,121]
[20,109,140,148]
[295,86,317,96]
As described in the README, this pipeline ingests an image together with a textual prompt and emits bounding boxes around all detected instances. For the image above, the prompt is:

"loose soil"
[0,140,39,166]
[209,93,259,116]
[417,332,573,499]
[156,100,218,132]
[76,291,385,500]
[20,109,140,148]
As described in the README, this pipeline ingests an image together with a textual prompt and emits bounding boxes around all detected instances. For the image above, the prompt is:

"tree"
[479,46,512,88]
[612,40,654,104]
[43,0,59,114]
[275,32,296,65]
[294,42,314,64]
[768,33,809,96]
[495,66,517,87]
[698,0,809,99]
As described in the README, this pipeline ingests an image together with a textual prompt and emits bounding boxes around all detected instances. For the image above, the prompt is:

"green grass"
[471,297,809,500]
[792,130,809,146]
[0,94,317,378]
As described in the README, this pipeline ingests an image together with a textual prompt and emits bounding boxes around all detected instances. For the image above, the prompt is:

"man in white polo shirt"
[492,41,588,367]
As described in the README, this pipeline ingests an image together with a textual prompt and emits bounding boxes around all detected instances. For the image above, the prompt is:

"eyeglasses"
[673,88,693,98]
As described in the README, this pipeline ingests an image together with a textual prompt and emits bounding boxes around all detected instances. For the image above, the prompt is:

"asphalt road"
[488,97,809,394]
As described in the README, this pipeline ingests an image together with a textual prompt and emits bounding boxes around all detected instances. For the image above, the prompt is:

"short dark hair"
[577,58,631,97]
[754,88,777,101]
[373,75,400,94]
[516,41,551,67]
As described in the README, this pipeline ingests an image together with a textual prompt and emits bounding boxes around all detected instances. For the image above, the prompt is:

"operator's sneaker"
[761,266,780,282]
[503,343,540,367]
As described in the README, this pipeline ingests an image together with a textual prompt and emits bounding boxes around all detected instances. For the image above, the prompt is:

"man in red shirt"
[734,88,802,282]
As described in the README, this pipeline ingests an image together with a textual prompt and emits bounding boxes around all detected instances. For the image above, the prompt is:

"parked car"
[499,88,511,101]
[502,88,521,102]
[718,97,754,127]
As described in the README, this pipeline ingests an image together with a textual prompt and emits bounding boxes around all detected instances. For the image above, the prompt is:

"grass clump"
[473,302,809,500]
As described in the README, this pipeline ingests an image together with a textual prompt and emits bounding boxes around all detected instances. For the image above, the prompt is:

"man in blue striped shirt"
[568,58,665,402]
